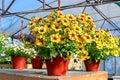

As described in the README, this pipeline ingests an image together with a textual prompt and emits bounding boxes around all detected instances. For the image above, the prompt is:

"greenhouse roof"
[0,0,120,37]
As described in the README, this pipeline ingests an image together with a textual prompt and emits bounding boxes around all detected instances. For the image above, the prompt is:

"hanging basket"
[45,56,70,76]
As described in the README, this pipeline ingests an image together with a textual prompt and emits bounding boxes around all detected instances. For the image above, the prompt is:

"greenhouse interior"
[0,0,120,80]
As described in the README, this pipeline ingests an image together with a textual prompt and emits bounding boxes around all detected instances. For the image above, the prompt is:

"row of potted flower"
[0,10,120,76]
[27,10,120,74]
[0,33,39,69]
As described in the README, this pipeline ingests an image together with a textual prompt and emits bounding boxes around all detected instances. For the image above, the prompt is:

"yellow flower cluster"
[27,10,120,61]
[27,10,95,59]
[76,28,120,61]
[27,10,95,46]
[94,29,120,56]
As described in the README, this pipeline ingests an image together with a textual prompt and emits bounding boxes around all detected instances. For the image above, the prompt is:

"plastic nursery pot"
[84,60,100,72]
[45,56,70,76]
[11,56,27,70]
[31,56,43,69]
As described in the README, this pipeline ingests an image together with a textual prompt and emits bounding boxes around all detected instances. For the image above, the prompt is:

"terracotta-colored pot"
[84,60,100,72]
[11,56,27,70]
[45,56,70,76]
[31,56,43,69]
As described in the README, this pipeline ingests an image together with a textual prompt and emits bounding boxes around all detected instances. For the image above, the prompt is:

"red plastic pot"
[84,60,100,72]
[45,56,70,76]
[31,56,43,69]
[11,56,27,70]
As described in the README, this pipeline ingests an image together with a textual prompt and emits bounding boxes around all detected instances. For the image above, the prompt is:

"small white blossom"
[4,42,37,58]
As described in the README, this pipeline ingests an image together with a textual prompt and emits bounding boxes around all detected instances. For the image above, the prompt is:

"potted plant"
[75,13,120,72]
[24,39,43,69]
[4,41,37,70]
[27,10,83,76]
[18,33,44,69]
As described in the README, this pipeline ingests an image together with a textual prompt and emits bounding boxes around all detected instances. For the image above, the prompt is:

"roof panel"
[9,0,42,12]
[0,0,12,9]
[0,0,120,36]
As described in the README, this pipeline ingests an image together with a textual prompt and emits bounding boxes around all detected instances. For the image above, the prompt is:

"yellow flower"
[78,47,84,52]
[73,26,82,33]
[59,35,66,44]
[112,50,119,57]
[76,46,84,54]
[50,34,60,43]
[77,41,83,47]
[52,23,61,32]
[108,44,114,48]
[80,51,89,61]
[66,51,72,59]
[96,43,103,49]
[64,28,71,33]
[83,34,92,43]
[61,18,69,26]
[38,27,46,34]
[78,17,85,24]
[34,17,43,22]
[66,14,76,21]
[97,28,106,35]
[56,10,65,18]
[78,14,85,19]
[94,33,100,40]
[56,18,62,24]
[48,17,54,22]
[76,34,83,41]
[85,15,93,21]
[36,36,46,46]
[89,21,95,28]
[37,17,43,22]
[88,26,95,34]
[76,49,82,54]
[70,20,78,27]
[27,21,35,27]
[45,23,51,32]
[30,17,42,23]
[27,21,36,30]
[32,27,39,36]
[68,31,77,40]
[78,14,86,24]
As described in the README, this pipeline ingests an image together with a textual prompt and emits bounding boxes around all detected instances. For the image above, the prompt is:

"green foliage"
[0,33,9,54]
[0,56,11,64]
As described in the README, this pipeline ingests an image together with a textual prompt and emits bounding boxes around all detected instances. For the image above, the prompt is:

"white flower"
[4,42,37,58]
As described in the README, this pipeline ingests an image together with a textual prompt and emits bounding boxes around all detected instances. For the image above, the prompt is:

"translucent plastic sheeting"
[0,0,120,36]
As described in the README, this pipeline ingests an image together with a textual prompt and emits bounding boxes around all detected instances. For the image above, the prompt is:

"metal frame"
[92,6,120,33]
[0,1,119,16]
[1,0,15,16]
[0,0,120,36]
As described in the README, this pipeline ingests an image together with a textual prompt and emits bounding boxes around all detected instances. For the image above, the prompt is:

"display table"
[0,69,108,80]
